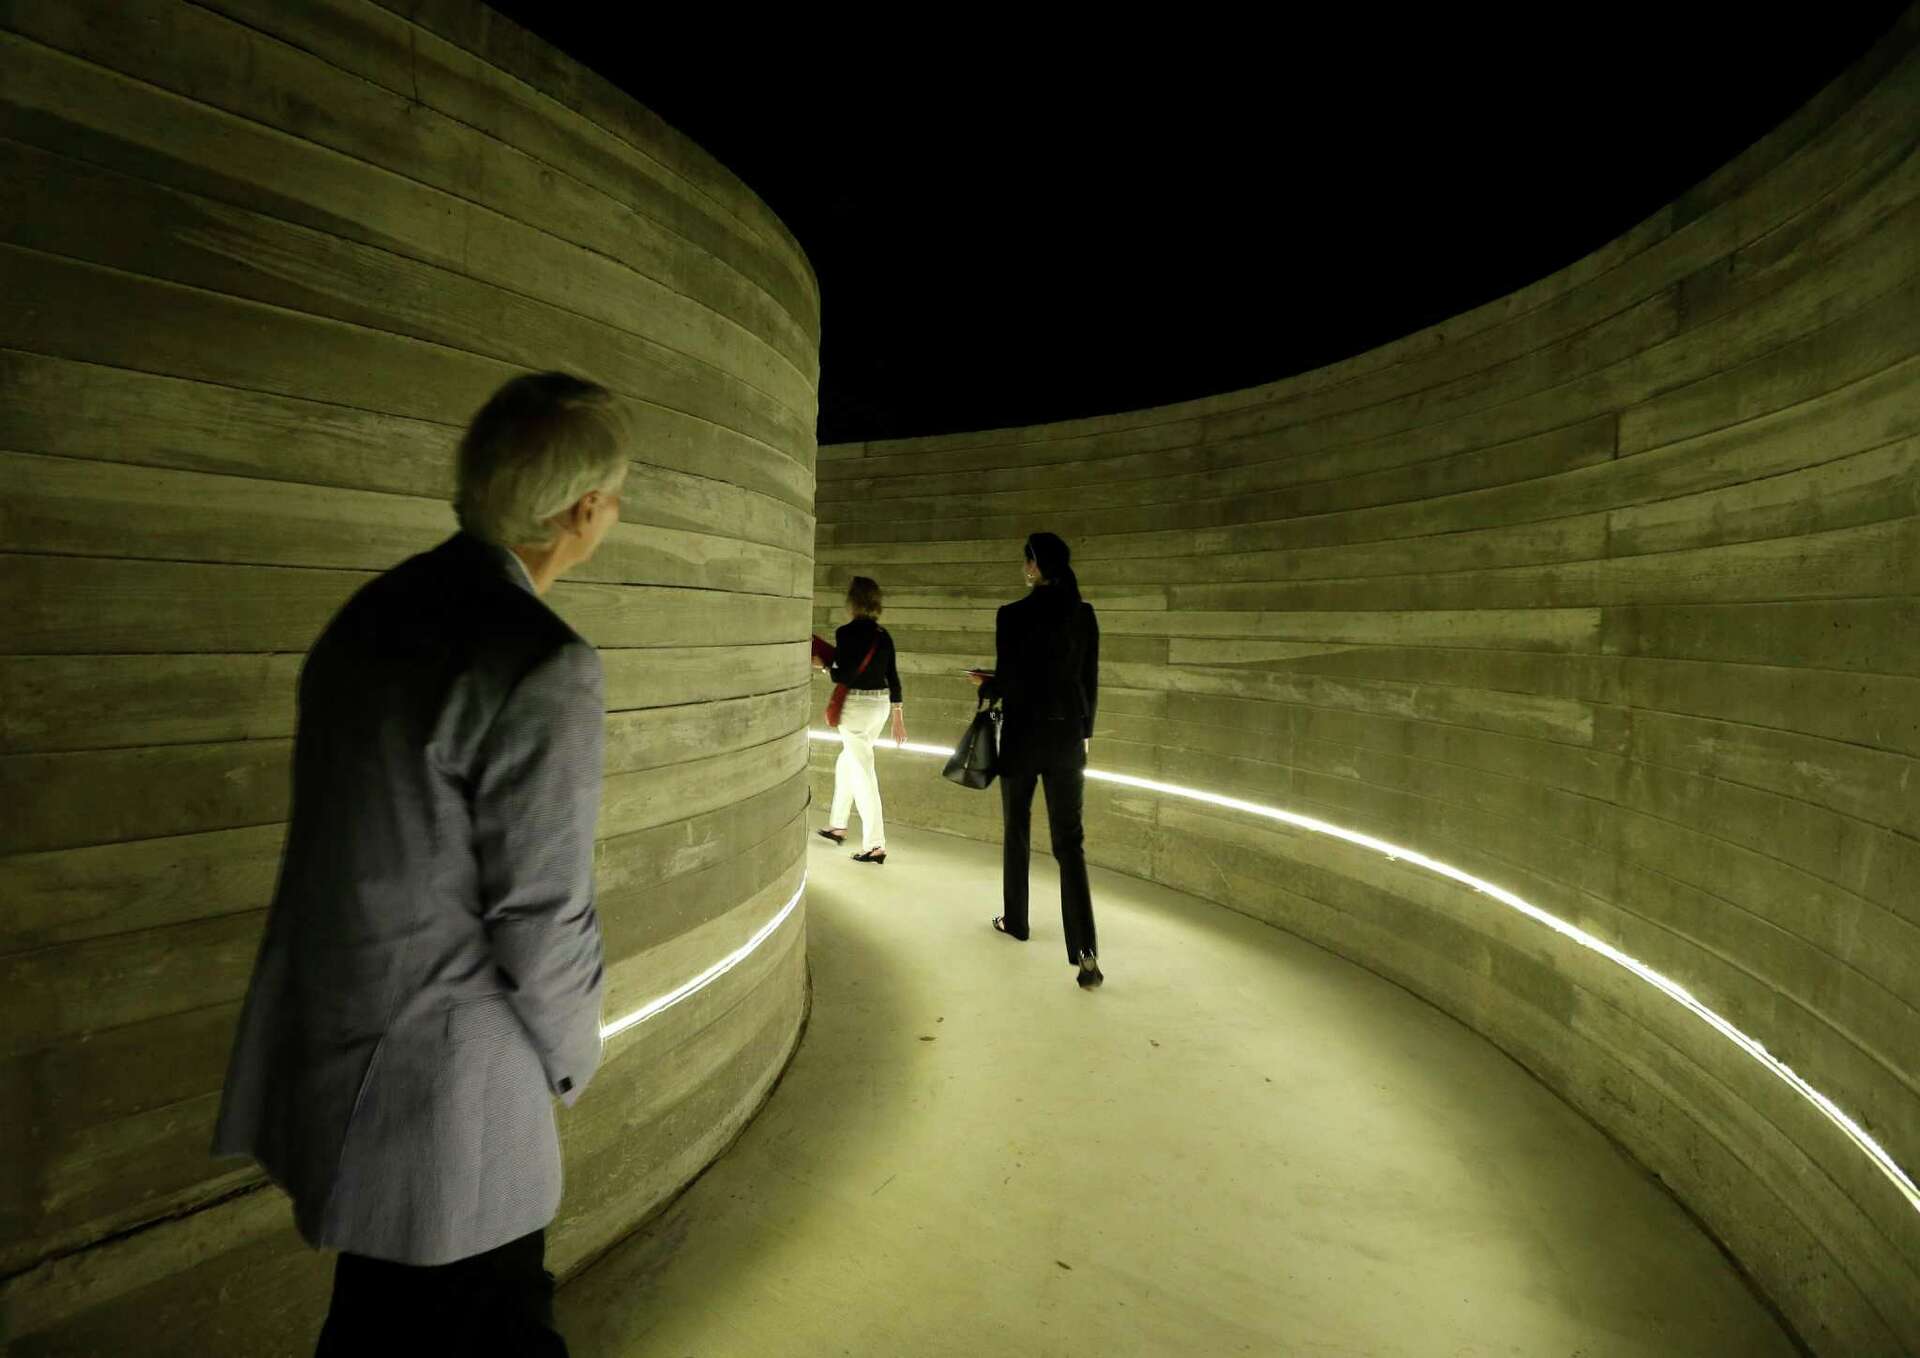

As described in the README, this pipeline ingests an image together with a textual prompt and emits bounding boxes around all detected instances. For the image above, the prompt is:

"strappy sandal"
[851,848,887,864]
[816,828,847,844]
[991,916,1028,941]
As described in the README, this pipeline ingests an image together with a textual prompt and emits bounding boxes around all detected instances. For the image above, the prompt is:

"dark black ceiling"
[484,6,1912,446]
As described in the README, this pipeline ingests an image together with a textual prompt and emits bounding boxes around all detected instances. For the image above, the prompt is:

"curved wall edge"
[0,1,815,1351]
[811,12,1920,1353]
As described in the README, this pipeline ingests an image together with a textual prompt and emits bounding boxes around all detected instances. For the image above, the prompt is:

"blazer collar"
[444,532,539,598]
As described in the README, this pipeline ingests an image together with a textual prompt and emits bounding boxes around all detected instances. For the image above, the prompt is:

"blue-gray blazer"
[213,532,607,1265]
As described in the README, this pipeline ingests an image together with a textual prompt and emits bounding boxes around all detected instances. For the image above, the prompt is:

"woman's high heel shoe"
[851,848,886,865]
[1076,951,1104,988]
[816,828,847,844]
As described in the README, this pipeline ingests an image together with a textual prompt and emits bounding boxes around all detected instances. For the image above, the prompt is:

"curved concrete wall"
[813,17,1920,1354]
[0,2,815,1350]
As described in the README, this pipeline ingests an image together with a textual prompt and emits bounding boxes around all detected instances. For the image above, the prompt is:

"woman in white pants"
[816,576,904,863]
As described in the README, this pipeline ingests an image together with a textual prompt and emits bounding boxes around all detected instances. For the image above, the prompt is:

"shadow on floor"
[557,820,1799,1358]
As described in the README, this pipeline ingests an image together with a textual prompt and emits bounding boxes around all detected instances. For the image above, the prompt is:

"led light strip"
[600,877,807,1041]
[810,728,1920,1216]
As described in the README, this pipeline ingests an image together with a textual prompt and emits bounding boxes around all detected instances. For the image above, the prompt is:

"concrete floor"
[558,821,1798,1357]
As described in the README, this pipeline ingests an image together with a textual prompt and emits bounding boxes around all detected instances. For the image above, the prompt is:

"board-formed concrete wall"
[813,15,1920,1353]
[0,2,816,1351]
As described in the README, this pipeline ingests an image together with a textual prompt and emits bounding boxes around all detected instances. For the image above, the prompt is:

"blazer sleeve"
[1082,604,1100,739]
[471,638,607,1107]
[979,604,1013,703]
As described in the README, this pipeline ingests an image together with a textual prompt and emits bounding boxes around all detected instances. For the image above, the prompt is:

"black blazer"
[981,587,1100,772]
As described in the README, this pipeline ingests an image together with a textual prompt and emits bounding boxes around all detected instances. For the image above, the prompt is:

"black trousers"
[1000,762,1098,964]
[315,1228,567,1357]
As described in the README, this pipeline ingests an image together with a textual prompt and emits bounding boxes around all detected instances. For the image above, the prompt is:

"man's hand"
[892,707,908,746]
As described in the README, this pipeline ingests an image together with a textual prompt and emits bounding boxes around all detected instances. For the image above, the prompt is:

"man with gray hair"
[213,372,627,1356]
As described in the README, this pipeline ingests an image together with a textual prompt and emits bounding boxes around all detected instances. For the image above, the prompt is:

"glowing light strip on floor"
[599,876,807,1042]
[809,728,1920,1216]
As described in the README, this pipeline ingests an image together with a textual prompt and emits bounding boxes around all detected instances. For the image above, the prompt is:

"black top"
[980,586,1100,772]
[831,617,902,703]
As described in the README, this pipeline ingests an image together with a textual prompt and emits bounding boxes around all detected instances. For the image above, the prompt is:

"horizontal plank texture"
[812,17,1920,1356]
[0,0,817,1350]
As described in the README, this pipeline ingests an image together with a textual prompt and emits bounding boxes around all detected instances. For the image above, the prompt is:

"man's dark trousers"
[315,1228,567,1356]
[1000,763,1098,964]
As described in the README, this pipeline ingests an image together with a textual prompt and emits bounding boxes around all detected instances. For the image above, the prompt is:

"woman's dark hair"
[846,575,883,618]
[1024,532,1081,604]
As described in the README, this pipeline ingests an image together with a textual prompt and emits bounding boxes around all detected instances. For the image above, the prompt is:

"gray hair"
[454,372,628,547]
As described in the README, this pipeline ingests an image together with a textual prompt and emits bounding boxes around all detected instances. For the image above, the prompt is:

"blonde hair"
[455,373,627,547]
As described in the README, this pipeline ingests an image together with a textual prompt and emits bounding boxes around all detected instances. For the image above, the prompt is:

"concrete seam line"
[805,727,1920,1218]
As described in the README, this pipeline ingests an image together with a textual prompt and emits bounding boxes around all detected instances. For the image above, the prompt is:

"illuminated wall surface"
[0,1,816,1350]
[814,17,1920,1355]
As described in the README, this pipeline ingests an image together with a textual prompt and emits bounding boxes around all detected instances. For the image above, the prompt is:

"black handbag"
[942,699,1001,789]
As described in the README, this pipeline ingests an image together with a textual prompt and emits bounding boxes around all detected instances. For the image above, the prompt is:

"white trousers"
[829,693,892,851]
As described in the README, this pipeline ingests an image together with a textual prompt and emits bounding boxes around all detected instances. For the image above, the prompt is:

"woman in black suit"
[969,532,1103,987]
